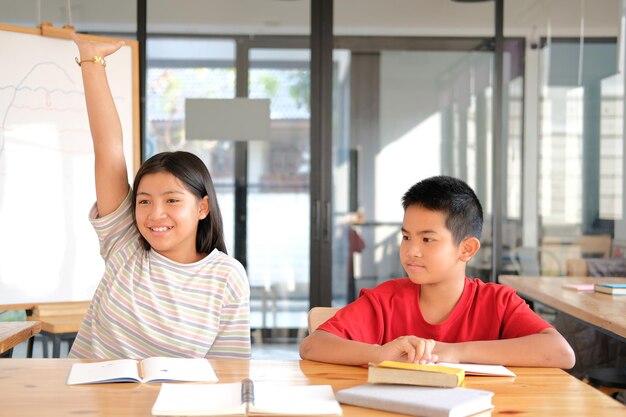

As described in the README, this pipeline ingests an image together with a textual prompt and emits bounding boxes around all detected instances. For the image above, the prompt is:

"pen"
[241,378,255,414]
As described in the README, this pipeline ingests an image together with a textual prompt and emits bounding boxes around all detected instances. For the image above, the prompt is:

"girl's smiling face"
[134,172,209,264]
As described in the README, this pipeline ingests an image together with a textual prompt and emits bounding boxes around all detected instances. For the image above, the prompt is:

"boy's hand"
[376,336,438,364]
[430,341,457,363]
[72,32,124,61]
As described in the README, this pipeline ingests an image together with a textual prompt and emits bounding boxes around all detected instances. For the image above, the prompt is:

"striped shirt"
[69,191,250,359]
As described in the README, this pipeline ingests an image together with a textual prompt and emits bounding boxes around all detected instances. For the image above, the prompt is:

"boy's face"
[400,205,467,285]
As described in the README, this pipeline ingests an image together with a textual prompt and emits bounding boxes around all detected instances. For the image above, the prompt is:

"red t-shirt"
[318,277,551,344]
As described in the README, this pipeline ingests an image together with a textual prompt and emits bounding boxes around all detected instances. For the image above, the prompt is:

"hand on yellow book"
[375,335,439,364]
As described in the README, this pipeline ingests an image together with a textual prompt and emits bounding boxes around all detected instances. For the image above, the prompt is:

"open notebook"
[152,380,343,416]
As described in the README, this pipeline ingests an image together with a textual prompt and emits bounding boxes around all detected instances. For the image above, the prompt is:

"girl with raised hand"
[69,33,250,359]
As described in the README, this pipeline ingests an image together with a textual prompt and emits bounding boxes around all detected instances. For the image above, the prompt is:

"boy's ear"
[198,196,210,220]
[459,237,480,262]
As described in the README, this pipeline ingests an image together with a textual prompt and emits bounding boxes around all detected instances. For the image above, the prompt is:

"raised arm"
[73,33,128,216]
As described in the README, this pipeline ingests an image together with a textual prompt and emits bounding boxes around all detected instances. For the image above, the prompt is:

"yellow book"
[368,360,465,388]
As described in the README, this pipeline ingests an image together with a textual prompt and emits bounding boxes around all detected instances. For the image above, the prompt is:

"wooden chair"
[566,257,626,277]
[307,307,339,334]
[566,258,588,276]
[574,234,612,259]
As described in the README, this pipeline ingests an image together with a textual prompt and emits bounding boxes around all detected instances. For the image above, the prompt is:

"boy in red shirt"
[300,176,575,368]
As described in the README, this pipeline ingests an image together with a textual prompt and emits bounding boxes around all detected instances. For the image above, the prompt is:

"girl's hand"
[375,336,438,364]
[72,32,124,61]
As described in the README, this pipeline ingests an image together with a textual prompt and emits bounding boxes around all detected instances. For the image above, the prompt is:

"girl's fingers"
[72,32,124,58]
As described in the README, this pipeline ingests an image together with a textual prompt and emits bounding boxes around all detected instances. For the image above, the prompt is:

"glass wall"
[333,47,519,294]
[332,0,522,299]
[500,0,622,277]
[538,39,622,271]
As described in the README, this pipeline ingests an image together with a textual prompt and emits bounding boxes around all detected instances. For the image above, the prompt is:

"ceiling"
[0,0,620,38]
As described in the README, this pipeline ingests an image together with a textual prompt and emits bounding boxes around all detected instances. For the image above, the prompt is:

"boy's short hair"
[402,175,483,245]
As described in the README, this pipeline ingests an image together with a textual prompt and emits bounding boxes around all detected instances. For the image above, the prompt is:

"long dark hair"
[131,151,227,254]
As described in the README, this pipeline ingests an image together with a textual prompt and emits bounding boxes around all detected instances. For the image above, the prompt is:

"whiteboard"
[0,25,139,305]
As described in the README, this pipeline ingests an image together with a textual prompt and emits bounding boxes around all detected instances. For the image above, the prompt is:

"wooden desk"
[0,321,41,357]
[499,275,626,342]
[0,359,624,416]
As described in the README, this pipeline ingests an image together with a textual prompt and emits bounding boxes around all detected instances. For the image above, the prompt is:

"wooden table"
[0,359,624,416]
[0,321,41,357]
[499,275,626,342]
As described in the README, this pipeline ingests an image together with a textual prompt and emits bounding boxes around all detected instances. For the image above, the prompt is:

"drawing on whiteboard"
[0,28,135,305]
[0,61,88,157]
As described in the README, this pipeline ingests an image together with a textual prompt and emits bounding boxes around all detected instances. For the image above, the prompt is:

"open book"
[66,357,218,385]
[151,379,343,416]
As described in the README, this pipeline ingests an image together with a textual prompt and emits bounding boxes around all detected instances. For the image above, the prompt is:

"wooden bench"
[25,301,89,358]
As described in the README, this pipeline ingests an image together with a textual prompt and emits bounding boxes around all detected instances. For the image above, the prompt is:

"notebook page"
[141,357,218,382]
[152,383,244,416]
[251,383,342,415]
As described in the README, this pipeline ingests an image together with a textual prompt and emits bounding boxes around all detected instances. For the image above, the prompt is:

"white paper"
[153,383,244,416]
[435,362,516,377]
[141,357,218,383]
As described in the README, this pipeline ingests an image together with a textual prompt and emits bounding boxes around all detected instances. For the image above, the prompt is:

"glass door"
[146,39,313,339]
[246,47,311,338]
